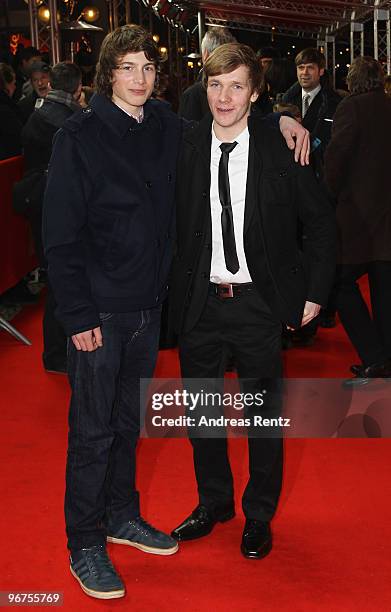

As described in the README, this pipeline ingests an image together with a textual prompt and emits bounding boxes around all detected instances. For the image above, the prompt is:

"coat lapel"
[302,90,322,131]
[183,113,213,172]
[182,114,213,237]
[244,117,263,235]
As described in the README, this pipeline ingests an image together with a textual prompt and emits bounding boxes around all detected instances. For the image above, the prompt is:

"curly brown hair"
[347,56,385,94]
[95,24,164,98]
[202,43,264,95]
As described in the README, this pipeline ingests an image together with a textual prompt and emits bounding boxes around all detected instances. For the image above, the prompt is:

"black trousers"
[179,288,283,522]
[336,261,391,366]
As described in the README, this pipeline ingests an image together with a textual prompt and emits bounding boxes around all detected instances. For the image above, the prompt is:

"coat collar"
[89,93,163,138]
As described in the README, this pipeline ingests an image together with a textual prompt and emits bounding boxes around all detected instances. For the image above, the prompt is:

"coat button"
[146,181,152,188]
[195,231,203,237]
[202,191,207,198]
[202,273,208,279]
[205,243,211,250]
[187,269,193,275]
[291,266,299,273]
[279,171,288,177]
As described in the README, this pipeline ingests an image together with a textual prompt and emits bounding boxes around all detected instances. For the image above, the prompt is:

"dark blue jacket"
[43,94,182,336]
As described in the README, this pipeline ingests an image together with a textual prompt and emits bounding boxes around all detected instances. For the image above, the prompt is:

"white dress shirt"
[210,124,252,284]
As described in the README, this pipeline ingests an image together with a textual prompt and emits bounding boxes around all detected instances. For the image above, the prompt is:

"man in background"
[18,61,50,124]
[283,47,341,339]
[178,28,236,121]
[14,46,42,101]
[324,56,391,386]
[283,48,341,143]
[22,62,82,375]
[256,46,280,71]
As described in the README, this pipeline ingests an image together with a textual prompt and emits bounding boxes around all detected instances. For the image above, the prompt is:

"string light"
[37,6,50,23]
[82,6,100,22]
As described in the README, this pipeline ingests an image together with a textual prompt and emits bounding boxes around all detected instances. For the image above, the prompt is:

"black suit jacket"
[178,77,211,121]
[282,81,341,141]
[169,113,336,335]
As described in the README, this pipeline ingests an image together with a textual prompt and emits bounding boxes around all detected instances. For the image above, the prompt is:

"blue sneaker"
[107,517,179,556]
[70,545,125,599]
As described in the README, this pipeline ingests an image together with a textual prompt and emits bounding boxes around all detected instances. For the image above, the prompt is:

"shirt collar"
[211,123,249,156]
[114,102,144,123]
[302,84,321,101]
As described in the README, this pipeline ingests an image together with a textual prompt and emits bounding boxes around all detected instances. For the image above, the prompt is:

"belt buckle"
[218,283,234,298]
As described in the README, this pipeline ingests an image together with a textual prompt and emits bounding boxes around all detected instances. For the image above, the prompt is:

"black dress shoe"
[241,520,272,560]
[343,359,391,388]
[171,504,235,541]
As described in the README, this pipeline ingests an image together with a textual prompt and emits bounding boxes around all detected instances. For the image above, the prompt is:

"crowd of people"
[0,23,390,600]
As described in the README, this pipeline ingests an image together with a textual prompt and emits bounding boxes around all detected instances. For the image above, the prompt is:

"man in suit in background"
[178,27,236,121]
[283,47,341,340]
[283,48,341,146]
[169,43,336,559]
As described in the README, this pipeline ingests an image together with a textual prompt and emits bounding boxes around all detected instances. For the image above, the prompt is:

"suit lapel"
[244,121,262,235]
[303,90,322,130]
[183,115,213,239]
[183,113,213,172]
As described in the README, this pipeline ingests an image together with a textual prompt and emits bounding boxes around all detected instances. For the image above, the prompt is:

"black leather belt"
[209,282,255,299]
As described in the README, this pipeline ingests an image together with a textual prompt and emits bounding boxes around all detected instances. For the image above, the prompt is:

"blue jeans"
[65,307,161,552]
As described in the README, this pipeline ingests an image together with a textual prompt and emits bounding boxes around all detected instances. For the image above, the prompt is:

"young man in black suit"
[170,43,336,559]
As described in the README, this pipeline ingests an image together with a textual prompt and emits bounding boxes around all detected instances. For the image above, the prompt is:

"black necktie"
[218,141,239,274]
[302,93,310,117]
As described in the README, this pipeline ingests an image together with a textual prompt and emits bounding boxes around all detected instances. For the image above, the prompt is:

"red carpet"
[1,296,391,610]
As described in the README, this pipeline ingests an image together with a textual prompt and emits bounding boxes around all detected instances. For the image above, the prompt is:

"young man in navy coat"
[170,43,336,559]
[43,26,311,599]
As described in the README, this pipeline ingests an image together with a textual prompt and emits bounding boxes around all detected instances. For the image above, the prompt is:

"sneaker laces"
[84,545,116,578]
[130,516,160,537]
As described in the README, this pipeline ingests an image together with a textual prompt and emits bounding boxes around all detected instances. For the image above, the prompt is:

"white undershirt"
[210,124,252,284]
